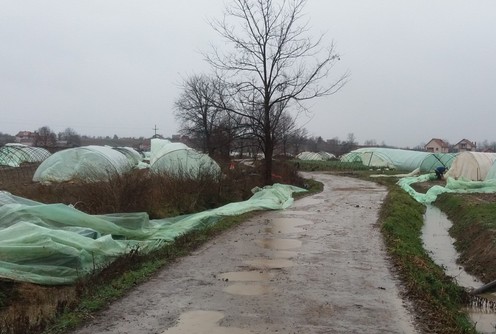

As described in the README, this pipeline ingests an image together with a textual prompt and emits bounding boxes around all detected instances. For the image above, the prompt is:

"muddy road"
[73,173,418,334]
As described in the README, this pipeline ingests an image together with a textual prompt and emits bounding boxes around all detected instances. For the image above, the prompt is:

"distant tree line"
[31,126,81,149]
[0,132,15,146]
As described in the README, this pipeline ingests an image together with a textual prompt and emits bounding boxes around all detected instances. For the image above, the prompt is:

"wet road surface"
[73,173,418,334]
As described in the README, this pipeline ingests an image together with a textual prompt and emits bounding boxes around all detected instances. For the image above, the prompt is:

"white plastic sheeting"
[0,144,51,167]
[150,139,221,177]
[445,152,496,181]
[486,161,496,181]
[112,147,143,165]
[33,146,133,183]
[296,151,335,161]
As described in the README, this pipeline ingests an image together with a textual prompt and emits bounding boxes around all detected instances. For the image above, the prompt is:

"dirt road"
[73,173,418,334]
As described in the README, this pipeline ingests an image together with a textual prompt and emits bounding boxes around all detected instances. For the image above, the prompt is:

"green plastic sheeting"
[418,153,457,173]
[296,151,335,161]
[0,144,51,167]
[150,139,221,177]
[397,174,496,204]
[486,161,496,181]
[33,146,134,183]
[340,148,456,172]
[112,147,143,165]
[0,184,305,285]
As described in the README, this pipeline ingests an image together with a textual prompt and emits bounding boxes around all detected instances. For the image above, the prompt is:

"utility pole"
[152,125,159,138]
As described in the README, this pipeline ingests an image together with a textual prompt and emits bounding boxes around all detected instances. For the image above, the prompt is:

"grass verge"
[435,193,496,283]
[292,159,370,172]
[378,179,475,333]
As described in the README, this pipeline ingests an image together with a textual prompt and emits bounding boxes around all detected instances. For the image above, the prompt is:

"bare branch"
[201,0,347,182]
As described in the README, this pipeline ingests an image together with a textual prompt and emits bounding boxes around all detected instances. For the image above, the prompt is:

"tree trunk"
[263,96,273,185]
[264,145,273,185]
[264,120,273,185]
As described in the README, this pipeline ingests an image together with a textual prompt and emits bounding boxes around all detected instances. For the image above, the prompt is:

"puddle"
[255,238,302,250]
[268,218,313,234]
[423,205,496,333]
[264,225,304,234]
[161,310,253,333]
[422,205,482,288]
[333,186,379,191]
[271,250,298,259]
[223,283,272,296]
[466,310,496,333]
[279,210,313,216]
[292,197,321,207]
[244,258,295,269]
[217,271,274,282]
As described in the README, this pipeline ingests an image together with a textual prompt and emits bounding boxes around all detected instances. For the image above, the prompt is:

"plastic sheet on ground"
[0,184,306,285]
[397,174,496,204]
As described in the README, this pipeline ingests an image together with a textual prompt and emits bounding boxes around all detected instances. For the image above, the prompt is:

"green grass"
[292,159,371,171]
[435,193,496,282]
[379,181,475,333]
[435,193,496,231]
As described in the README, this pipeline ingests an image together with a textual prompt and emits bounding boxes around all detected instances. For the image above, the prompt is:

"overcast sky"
[1,0,495,148]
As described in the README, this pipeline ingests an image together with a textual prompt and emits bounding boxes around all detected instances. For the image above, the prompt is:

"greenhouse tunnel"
[0,144,51,168]
[296,151,336,161]
[33,145,134,183]
[445,152,496,181]
[340,148,457,172]
[150,139,221,177]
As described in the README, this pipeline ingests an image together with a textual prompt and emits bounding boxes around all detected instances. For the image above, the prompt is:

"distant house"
[15,131,35,146]
[425,138,449,153]
[454,139,476,152]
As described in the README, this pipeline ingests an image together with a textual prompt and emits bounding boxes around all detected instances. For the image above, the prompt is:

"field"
[1,159,495,333]
[0,159,306,333]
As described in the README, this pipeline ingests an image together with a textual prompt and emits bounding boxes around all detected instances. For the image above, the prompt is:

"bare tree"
[34,126,56,148]
[206,0,348,184]
[274,111,298,156]
[174,74,230,156]
[363,139,377,147]
[0,132,15,146]
[287,126,308,155]
[58,127,81,147]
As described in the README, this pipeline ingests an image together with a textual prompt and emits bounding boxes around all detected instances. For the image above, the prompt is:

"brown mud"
[72,173,418,334]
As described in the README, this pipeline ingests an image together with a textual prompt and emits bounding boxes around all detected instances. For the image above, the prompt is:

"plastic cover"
[445,152,496,181]
[398,174,496,204]
[0,183,305,285]
[486,161,496,181]
[0,144,51,167]
[341,148,456,172]
[296,151,335,161]
[33,146,133,183]
[150,139,221,177]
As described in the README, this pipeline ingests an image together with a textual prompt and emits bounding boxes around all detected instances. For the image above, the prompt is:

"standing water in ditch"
[422,205,496,333]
